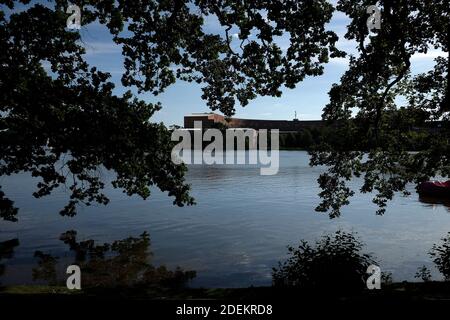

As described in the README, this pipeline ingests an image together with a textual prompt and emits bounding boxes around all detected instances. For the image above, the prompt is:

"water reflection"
[418,196,450,212]
[0,239,19,285]
[31,231,196,293]
[0,187,18,222]
[2,151,450,286]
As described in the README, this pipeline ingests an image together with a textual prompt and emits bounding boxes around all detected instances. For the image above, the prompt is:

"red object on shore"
[418,180,450,197]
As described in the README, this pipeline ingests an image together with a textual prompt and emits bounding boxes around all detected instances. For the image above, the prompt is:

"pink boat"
[418,180,450,197]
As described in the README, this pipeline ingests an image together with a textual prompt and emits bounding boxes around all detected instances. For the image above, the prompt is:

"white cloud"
[329,57,350,66]
[411,49,446,61]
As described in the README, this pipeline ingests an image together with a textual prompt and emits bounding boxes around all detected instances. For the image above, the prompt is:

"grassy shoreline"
[3,281,450,301]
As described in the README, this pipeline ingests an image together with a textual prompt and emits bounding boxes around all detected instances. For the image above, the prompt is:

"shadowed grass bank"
[4,281,450,302]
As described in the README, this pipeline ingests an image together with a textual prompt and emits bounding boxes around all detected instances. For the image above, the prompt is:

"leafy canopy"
[311,0,449,217]
[0,0,342,221]
[2,1,447,220]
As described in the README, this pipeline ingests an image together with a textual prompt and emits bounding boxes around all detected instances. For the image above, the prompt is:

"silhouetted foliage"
[0,188,18,222]
[272,231,376,293]
[1,1,447,221]
[381,271,393,285]
[0,0,344,220]
[32,251,59,286]
[311,0,449,217]
[430,233,450,280]
[415,265,432,282]
[278,126,432,150]
[32,231,196,291]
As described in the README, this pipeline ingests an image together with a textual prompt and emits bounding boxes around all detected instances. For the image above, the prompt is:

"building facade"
[184,113,324,131]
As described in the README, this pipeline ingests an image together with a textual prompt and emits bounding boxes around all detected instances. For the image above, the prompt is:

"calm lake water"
[1,151,450,287]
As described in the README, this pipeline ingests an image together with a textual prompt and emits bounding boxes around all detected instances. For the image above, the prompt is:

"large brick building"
[184,113,324,131]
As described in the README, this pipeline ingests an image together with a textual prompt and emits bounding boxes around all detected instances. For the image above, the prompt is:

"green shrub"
[273,231,376,292]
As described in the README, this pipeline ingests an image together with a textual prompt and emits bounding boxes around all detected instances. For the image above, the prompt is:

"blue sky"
[32,1,445,126]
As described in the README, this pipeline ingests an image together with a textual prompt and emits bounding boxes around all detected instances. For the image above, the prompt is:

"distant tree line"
[184,122,432,151]
[279,125,431,151]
